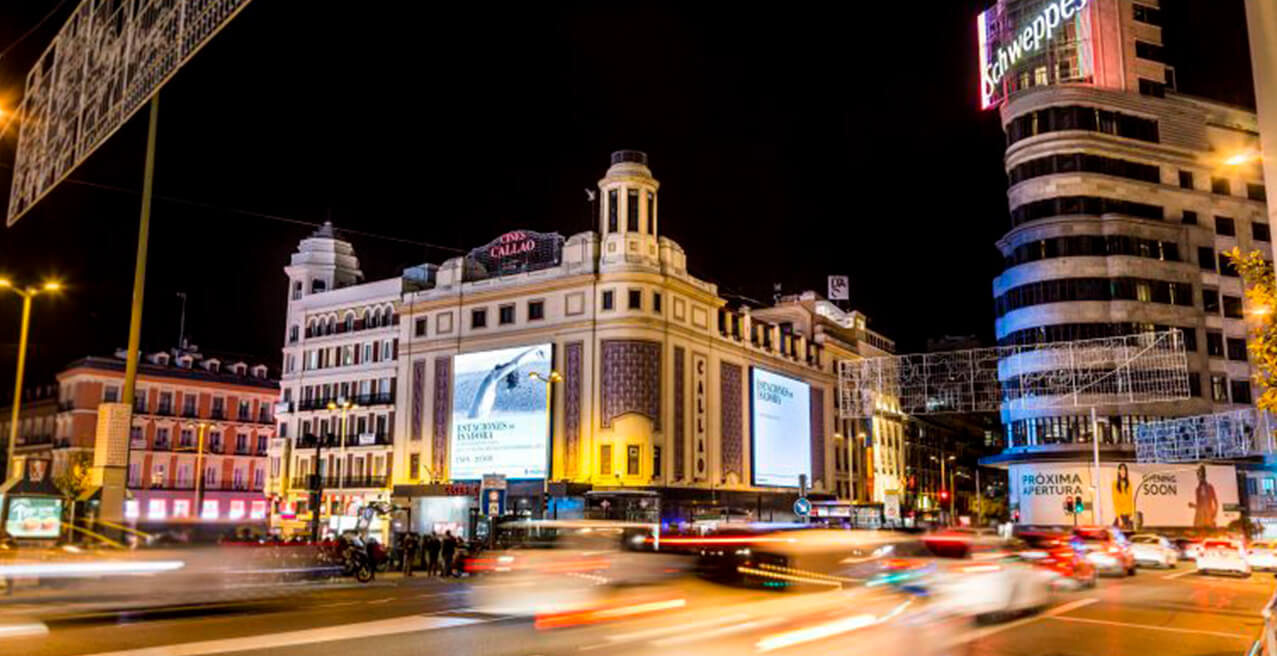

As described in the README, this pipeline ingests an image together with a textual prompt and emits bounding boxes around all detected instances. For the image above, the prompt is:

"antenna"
[176,292,187,351]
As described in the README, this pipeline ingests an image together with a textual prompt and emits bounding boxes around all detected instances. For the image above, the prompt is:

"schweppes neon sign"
[978,0,1089,109]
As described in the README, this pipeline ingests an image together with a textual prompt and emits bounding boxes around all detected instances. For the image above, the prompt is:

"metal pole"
[5,292,32,480]
[1090,407,1102,525]
[122,94,160,408]
[195,423,206,518]
[544,379,551,515]
[975,466,982,526]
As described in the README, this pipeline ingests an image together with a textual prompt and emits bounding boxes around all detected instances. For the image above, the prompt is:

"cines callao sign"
[978,0,1089,109]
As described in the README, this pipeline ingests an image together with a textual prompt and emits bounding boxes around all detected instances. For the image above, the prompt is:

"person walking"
[401,532,418,577]
[424,532,441,576]
[441,531,458,577]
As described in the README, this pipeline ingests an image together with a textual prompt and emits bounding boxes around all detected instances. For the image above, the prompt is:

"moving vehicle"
[1072,526,1136,576]
[1016,530,1097,589]
[1197,539,1251,577]
[1175,537,1203,561]
[1250,541,1277,571]
[1129,534,1179,569]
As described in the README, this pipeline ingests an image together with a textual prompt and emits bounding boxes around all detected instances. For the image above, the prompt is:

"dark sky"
[0,1,1256,398]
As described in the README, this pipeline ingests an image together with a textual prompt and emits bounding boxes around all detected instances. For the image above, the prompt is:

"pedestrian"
[441,531,458,577]
[401,532,418,577]
[424,532,441,576]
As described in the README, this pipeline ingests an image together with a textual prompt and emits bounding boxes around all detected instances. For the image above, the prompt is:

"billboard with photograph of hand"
[450,344,553,480]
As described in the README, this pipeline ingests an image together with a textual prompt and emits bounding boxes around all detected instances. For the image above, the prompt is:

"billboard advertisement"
[451,344,553,480]
[977,0,1094,110]
[1010,462,1240,529]
[751,368,811,488]
[5,496,62,538]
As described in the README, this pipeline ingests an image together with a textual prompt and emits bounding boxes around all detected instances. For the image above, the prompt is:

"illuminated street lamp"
[183,422,212,519]
[1,278,62,480]
[528,370,562,517]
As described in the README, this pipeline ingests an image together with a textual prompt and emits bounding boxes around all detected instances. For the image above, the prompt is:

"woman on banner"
[1112,463,1135,531]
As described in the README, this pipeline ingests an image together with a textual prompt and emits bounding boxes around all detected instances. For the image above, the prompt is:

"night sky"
[0,1,1257,398]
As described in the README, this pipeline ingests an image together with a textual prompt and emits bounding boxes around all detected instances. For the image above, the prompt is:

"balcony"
[257,413,274,425]
[54,437,72,448]
[346,431,393,447]
[153,405,175,417]
[275,401,293,415]
[151,440,173,451]
[181,409,198,419]
[290,475,341,490]
[295,433,342,449]
[352,393,394,406]
[58,400,75,411]
[210,409,226,420]
[16,434,53,448]
[342,474,389,489]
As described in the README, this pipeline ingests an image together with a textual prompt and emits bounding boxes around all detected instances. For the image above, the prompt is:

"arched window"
[344,314,355,332]
[363,310,371,328]
[289,325,299,343]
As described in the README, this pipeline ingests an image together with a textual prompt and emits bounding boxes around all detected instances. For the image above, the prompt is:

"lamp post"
[1,279,61,480]
[310,398,354,542]
[185,422,211,518]
[931,454,956,524]
[528,370,562,518]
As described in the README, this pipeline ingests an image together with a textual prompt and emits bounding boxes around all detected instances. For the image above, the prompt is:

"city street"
[5,565,1271,656]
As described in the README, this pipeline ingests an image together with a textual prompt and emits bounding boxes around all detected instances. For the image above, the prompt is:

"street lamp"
[184,422,212,518]
[930,454,956,524]
[310,398,355,542]
[528,370,562,518]
[1,278,62,481]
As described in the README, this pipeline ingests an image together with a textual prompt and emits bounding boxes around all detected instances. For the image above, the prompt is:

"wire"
[6,171,465,254]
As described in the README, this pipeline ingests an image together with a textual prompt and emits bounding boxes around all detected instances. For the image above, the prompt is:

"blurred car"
[1250,541,1277,571]
[1016,530,1097,589]
[1197,539,1251,577]
[1174,537,1203,561]
[1072,526,1136,576]
[1129,534,1179,569]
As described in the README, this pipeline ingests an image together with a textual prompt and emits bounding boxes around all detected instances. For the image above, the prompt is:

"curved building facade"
[985,0,1268,459]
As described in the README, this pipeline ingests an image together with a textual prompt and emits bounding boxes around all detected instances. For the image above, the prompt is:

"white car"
[1196,539,1251,577]
[916,535,1055,623]
[1249,541,1277,571]
[1129,534,1179,568]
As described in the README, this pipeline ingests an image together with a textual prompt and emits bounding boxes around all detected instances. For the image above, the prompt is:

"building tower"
[598,150,661,270]
[981,1,1267,484]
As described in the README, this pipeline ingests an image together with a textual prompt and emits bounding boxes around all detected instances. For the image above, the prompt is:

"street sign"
[793,497,811,517]
[481,473,507,517]
[7,0,257,225]
[883,492,901,523]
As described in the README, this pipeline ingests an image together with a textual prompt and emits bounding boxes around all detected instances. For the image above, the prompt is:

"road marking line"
[947,597,1099,645]
[313,601,361,608]
[651,618,785,646]
[586,613,752,648]
[366,598,394,605]
[73,613,487,656]
[1048,615,1251,640]
[1163,569,1195,580]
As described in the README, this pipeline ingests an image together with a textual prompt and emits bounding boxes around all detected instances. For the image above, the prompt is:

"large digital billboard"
[977,0,1094,110]
[451,344,553,480]
[751,368,812,488]
[1010,463,1241,529]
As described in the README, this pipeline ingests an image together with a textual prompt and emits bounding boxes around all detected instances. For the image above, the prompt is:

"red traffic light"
[939,489,949,501]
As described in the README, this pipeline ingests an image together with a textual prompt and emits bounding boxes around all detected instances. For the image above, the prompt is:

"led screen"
[451,344,553,480]
[751,368,811,488]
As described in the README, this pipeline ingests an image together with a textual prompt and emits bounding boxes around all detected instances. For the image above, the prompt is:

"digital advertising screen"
[750,368,812,488]
[5,496,62,538]
[451,343,553,480]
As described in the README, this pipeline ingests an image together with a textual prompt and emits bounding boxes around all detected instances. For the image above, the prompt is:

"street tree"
[1225,247,1277,410]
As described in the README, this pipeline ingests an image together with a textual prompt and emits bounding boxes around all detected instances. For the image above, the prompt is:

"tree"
[1224,247,1277,410]
[53,451,94,541]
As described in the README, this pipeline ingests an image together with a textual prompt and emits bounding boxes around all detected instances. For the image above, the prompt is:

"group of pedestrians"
[397,530,460,577]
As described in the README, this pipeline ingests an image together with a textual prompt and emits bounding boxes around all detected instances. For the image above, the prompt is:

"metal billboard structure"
[7,0,255,226]
[1135,408,1276,463]
[838,330,1191,418]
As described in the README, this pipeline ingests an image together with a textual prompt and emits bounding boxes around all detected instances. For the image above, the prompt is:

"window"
[626,445,640,476]
[1212,177,1231,195]
[414,317,427,337]
[409,453,420,480]
[1135,41,1165,63]
[527,300,545,321]
[607,189,618,232]
[103,385,120,403]
[471,308,487,329]
[1255,223,1271,242]
[993,277,1193,317]
[498,304,516,325]
[1207,331,1224,357]
[600,444,613,475]
[292,281,303,300]
[1219,253,1240,277]
[1231,380,1253,405]
[628,289,642,310]
[627,189,639,232]
[1249,183,1268,202]
[601,290,614,310]
[1133,3,1162,25]
[1224,296,1244,319]
[1138,78,1165,97]
[653,445,661,477]
[1181,327,1198,352]
[1211,375,1229,402]
[1007,153,1159,186]
[1215,216,1236,236]
[646,191,655,232]
[1034,66,1049,86]
[1008,195,1163,228]
[1178,170,1194,189]
[1189,373,1202,397]
[311,279,326,293]
[1198,246,1215,271]
[1202,289,1219,313]
[1227,337,1248,361]
[238,400,251,420]
[652,292,662,313]
[1182,210,1197,225]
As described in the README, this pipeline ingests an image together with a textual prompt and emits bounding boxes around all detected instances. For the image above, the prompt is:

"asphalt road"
[4,565,1272,656]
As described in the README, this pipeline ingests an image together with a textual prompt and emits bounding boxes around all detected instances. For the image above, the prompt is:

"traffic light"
[1063,496,1074,514]
[939,489,949,502]
[1074,497,1084,514]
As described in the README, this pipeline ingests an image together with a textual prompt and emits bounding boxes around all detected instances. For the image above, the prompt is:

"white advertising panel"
[451,344,553,480]
[751,368,811,488]
[1010,462,1240,529]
